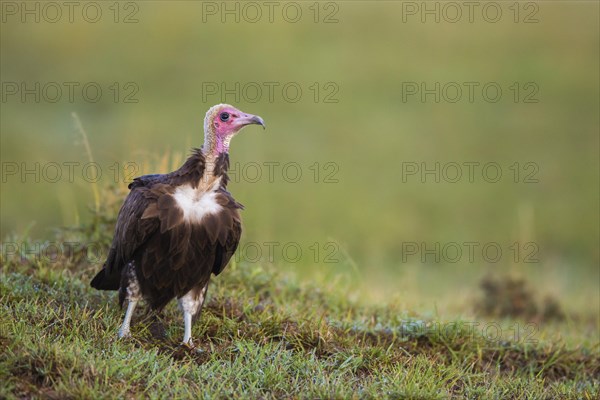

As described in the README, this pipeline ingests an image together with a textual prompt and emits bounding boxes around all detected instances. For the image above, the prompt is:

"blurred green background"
[1,2,598,316]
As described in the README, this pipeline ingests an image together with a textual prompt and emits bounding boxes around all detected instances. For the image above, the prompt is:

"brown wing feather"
[92,151,242,311]
[211,194,242,276]
[90,184,161,290]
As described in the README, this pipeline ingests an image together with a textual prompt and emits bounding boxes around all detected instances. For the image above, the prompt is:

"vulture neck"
[201,129,232,177]
[174,147,230,190]
[202,129,231,161]
[166,128,228,189]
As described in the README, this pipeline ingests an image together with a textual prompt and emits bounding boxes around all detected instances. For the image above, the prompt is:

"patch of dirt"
[477,275,565,322]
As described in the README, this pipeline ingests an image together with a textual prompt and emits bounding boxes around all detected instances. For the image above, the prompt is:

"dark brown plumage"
[90,104,265,344]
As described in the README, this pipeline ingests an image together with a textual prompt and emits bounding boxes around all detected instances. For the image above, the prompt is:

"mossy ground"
[1,233,598,399]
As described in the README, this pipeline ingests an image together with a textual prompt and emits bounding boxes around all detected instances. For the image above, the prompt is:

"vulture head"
[203,104,265,155]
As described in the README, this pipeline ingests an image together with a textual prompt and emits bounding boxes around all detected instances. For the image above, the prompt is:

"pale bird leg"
[178,283,209,346]
[183,311,193,345]
[118,300,137,338]
[118,261,140,339]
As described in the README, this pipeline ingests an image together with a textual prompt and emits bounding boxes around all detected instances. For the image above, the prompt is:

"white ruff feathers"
[172,179,222,223]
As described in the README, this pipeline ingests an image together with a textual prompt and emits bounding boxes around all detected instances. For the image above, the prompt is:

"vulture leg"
[178,282,209,345]
[118,262,141,338]
[118,300,137,338]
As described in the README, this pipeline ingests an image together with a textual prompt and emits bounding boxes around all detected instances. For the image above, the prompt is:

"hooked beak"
[237,113,266,129]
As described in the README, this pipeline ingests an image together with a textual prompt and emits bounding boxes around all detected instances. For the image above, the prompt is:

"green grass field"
[1,1,598,398]
[1,193,599,398]
[1,232,598,398]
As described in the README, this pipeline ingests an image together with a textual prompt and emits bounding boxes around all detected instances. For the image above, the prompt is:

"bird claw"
[118,329,131,339]
[181,339,195,348]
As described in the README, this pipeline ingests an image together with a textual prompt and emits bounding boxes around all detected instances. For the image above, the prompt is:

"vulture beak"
[238,113,266,129]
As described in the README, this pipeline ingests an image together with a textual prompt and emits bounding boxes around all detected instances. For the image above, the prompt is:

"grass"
[1,224,598,399]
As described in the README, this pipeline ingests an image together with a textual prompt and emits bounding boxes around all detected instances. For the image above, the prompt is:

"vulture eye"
[219,112,230,122]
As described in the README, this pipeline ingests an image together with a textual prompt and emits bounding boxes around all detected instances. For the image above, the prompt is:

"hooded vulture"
[90,104,265,345]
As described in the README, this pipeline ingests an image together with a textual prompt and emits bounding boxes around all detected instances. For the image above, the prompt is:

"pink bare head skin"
[202,104,265,155]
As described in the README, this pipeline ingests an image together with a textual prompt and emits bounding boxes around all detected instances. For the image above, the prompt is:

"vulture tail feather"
[90,269,120,291]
